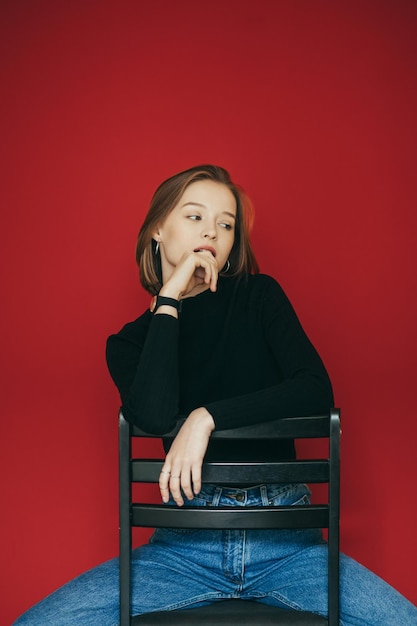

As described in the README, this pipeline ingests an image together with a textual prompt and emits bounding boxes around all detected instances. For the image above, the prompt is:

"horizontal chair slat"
[131,414,330,440]
[131,504,329,530]
[132,460,329,484]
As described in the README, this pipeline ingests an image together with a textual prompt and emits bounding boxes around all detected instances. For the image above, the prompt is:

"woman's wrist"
[188,407,215,433]
[152,290,182,317]
[159,284,183,301]
[154,295,182,313]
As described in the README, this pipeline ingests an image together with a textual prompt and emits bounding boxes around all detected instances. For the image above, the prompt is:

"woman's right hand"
[159,407,215,506]
[159,249,219,303]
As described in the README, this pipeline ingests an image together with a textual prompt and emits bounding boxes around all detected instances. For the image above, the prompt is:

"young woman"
[14,165,416,625]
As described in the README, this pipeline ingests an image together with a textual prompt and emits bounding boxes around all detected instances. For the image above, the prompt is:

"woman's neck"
[180,284,211,300]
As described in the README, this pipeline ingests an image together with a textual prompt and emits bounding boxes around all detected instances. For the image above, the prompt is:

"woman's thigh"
[13,529,233,626]
[244,532,417,626]
[130,528,238,614]
[13,557,121,626]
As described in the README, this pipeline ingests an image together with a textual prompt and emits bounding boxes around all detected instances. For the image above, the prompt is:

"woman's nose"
[202,225,217,239]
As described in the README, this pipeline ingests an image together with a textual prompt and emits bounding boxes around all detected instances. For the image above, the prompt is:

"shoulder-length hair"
[136,164,259,295]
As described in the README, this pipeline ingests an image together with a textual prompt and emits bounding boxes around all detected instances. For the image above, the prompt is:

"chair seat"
[132,599,327,625]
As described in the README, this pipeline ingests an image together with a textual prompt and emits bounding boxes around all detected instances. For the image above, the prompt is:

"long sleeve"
[106,312,181,433]
[106,274,334,459]
[204,277,333,430]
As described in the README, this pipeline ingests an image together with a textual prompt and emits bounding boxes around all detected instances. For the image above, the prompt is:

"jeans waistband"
[195,483,311,507]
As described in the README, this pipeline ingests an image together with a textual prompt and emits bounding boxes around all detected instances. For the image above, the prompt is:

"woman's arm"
[108,322,216,505]
[106,248,220,434]
[204,276,334,430]
[106,313,181,434]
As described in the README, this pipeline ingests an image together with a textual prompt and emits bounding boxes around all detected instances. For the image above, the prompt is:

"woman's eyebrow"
[182,201,206,208]
[182,202,236,219]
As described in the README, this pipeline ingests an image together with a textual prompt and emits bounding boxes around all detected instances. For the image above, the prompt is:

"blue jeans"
[13,483,416,625]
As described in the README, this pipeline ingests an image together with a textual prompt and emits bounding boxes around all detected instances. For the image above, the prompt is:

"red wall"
[1,1,416,622]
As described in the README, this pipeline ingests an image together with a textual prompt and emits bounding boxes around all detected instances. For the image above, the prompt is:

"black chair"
[119,409,341,625]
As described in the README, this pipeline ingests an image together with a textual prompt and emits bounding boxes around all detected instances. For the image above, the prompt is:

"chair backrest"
[119,409,341,626]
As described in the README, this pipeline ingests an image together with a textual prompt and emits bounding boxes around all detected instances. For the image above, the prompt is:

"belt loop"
[212,486,222,507]
[261,485,269,506]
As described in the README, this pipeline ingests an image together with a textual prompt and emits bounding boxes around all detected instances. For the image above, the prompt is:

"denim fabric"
[13,483,417,626]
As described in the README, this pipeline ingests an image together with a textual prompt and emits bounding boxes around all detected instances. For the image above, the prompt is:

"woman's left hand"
[159,407,215,506]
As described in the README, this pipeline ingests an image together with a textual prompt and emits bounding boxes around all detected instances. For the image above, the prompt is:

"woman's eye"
[219,222,233,230]
[187,215,201,221]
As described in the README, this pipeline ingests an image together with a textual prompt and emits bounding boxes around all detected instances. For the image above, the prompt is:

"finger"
[169,474,184,507]
[197,251,218,291]
[159,486,170,503]
[159,467,171,503]
[180,470,195,501]
[195,255,212,286]
[200,256,217,291]
[210,265,218,292]
[193,266,207,284]
[191,464,202,496]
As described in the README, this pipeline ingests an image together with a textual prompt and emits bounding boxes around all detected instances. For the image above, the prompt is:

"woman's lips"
[194,247,216,257]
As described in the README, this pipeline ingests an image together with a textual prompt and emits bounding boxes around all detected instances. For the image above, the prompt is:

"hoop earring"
[155,241,160,255]
[221,259,230,273]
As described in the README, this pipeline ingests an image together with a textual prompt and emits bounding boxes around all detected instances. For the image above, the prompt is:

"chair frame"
[119,409,341,625]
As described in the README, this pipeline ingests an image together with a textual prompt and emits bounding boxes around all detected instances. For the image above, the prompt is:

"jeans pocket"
[291,493,310,506]
[268,484,311,507]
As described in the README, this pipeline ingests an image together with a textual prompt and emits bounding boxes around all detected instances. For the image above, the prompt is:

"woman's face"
[154,180,237,283]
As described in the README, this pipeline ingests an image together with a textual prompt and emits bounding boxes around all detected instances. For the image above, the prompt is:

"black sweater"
[106,273,333,462]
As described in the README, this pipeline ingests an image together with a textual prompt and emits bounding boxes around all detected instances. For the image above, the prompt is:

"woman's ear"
[152,228,161,243]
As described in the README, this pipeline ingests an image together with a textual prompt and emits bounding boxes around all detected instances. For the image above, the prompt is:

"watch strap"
[154,295,182,313]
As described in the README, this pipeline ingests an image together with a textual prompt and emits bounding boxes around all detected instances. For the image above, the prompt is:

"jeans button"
[236,493,244,502]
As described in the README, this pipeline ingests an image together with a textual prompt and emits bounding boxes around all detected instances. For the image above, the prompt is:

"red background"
[1,1,416,622]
